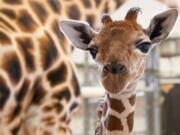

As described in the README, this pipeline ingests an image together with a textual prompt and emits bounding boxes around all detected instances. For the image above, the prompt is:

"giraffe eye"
[137,42,151,53]
[87,46,98,59]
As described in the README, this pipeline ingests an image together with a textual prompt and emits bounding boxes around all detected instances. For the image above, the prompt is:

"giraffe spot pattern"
[0,76,10,110]
[30,1,48,24]
[42,102,63,113]
[52,102,64,113]
[86,14,95,27]
[45,120,56,126]
[109,97,126,114]
[2,52,22,84]
[95,0,102,7]
[47,0,61,14]
[0,30,12,45]
[127,112,134,132]
[59,127,67,133]
[52,20,65,42]
[43,131,51,135]
[42,105,54,112]
[129,95,136,106]
[17,10,38,32]
[81,0,92,8]
[103,2,109,13]
[104,114,123,131]
[71,71,80,97]
[16,37,35,72]
[51,20,67,54]
[3,0,22,4]
[47,62,67,87]
[60,113,67,122]
[114,0,124,8]
[52,87,71,103]
[0,8,16,19]
[16,79,30,102]
[11,123,21,135]
[67,4,81,20]
[41,116,54,122]
[59,126,72,134]
[0,17,16,31]
[8,103,21,123]
[41,116,55,126]
[31,78,47,105]
[0,1,126,134]
[39,32,58,70]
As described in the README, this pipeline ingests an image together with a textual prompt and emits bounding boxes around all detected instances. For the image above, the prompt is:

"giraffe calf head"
[59,7,178,94]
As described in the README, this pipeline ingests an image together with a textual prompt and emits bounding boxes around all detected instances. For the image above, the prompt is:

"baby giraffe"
[59,7,178,135]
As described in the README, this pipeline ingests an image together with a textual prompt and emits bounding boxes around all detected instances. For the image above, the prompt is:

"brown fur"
[108,96,126,114]
[128,95,136,106]
[127,112,134,132]
[91,17,147,93]
[104,114,123,131]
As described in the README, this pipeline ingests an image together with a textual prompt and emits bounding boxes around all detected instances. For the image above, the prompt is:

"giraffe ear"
[59,19,97,50]
[146,9,178,44]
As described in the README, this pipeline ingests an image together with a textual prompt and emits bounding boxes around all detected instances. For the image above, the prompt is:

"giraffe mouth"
[100,69,128,94]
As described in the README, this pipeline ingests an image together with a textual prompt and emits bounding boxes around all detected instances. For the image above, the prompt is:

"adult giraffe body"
[0,0,126,135]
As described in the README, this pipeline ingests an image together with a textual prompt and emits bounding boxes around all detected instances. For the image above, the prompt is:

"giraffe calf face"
[60,7,178,94]
[89,18,148,93]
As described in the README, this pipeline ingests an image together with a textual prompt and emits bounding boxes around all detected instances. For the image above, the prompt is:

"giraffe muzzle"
[104,61,127,75]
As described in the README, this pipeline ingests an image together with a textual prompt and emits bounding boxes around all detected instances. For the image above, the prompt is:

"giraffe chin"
[100,70,129,94]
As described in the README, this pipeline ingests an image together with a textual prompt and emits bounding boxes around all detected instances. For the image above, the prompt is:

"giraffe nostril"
[104,62,127,75]
[118,64,127,73]
[104,64,111,72]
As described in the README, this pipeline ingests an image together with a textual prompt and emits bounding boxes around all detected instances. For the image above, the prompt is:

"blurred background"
[68,0,180,135]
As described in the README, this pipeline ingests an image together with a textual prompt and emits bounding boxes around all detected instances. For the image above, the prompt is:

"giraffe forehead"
[104,20,143,33]
[94,31,146,51]
[96,21,145,45]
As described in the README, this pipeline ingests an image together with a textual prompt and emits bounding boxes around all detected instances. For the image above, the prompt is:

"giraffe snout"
[104,61,127,75]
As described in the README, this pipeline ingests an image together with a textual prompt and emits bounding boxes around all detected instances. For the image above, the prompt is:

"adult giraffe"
[0,0,126,135]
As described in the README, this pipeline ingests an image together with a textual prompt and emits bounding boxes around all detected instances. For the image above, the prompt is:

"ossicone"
[125,7,142,22]
[101,14,112,25]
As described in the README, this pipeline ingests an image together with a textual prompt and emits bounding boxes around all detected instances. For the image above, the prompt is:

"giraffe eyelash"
[136,42,151,53]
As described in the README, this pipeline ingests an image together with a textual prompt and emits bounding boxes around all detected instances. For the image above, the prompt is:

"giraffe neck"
[102,82,137,135]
